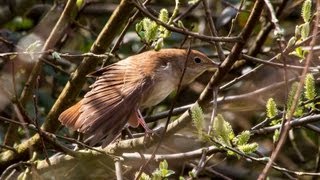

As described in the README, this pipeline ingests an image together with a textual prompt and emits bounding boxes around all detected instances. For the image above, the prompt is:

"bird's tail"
[59,101,82,130]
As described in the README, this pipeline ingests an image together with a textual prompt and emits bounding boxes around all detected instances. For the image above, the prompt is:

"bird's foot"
[136,110,162,141]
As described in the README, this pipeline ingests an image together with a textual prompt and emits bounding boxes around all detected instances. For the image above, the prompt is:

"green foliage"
[304,74,317,110]
[302,0,312,23]
[76,0,84,9]
[265,74,318,127]
[233,130,258,155]
[177,20,185,28]
[154,38,164,51]
[287,37,296,48]
[135,0,181,50]
[238,143,259,154]
[188,171,196,178]
[5,17,34,31]
[266,98,281,125]
[300,22,310,40]
[266,98,277,118]
[233,131,250,146]
[152,160,175,180]
[273,129,280,143]
[136,22,143,33]
[304,74,316,101]
[213,114,234,147]
[290,0,312,59]
[139,173,151,180]
[262,75,318,144]
[212,115,258,156]
[159,9,169,24]
[138,160,175,180]
[136,15,166,50]
[291,45,305,59]
[191,103,204,140]
[286,82,303,117]
[287,82,299,111]
[142,18,158,44]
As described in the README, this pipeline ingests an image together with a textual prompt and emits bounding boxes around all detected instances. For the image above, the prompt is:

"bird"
[58,48,219,147]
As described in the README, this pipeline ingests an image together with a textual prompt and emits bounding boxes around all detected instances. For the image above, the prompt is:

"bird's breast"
[140,64,179,108]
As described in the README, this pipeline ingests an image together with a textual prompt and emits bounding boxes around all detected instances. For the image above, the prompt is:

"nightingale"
[59,48,219,147]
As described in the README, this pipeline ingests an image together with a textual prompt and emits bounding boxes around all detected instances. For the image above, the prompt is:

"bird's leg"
[137,110,163,139]
[136,109,160,146]
[136,109,153,133]
[128,109,160,139]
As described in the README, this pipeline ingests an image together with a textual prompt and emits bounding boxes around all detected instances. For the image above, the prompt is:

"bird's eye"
[194,57,202,64]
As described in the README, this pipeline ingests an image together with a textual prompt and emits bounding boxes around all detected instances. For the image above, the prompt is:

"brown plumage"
[59,48,219,147]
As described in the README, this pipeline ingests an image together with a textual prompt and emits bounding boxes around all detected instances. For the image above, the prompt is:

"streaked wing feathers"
[78,62,152,147]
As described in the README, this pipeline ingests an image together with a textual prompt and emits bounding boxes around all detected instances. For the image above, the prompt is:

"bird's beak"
[207,58,220,71]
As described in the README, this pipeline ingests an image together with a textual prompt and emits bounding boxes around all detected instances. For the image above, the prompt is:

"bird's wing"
[60,61,153,147]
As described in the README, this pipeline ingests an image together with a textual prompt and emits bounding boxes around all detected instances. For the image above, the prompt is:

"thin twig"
[191,148,209,177]
[201,0,224,136]
[32,76,51,166]
[211,140,314,178]
[0,51,114,59]
[122,146,221,161]
[251,114,320,135]
[131,0,241,43]
[227,0,245,37]
[202,0,226,61]
[174,0,201,22]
